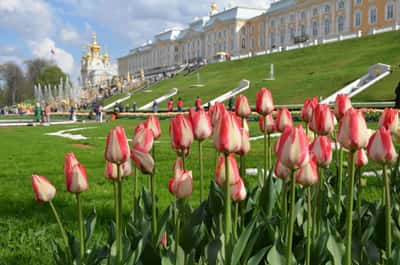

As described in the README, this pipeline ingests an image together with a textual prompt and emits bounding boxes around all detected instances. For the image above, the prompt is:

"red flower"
[337,108,369,151]
[235,95,252,118]
[256,88,274,116]
[276,108,293,132]
[215,154,241,186]
[335,94,352,119]
[189,108,213,141]
[105,126,130,164]
[367,128,398,164]
[32,175,56,203]
[301,97,318,122]
[169,114,194,153]
[213,111,242,153]
[145,115,161,139]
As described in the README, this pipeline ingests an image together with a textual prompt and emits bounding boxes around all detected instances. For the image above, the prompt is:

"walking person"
[228,97,234,111]
[167,98,174,112]
[152,100,158,113]
[45,103,51,123]
[177,97,183,112]
[98,104,103,123]
[35,102,42,123]
[132,102,137,112]
[195,96,202,111]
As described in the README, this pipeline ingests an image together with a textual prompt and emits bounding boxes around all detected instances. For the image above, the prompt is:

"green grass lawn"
[0,116,385,264]
[116,31,400,109]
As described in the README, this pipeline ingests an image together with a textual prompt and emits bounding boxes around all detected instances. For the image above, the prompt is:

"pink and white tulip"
[259,114,276,134]
[378,108,399,134]
[310,104,336,135]
[131,145,154,174]
[355,149,368,167]
[132,125,154,152]
[274,158,291,179]
[310,136,332,167]
[215,154,241,186]
[105,160,132,180]
[235,95,252,118]
[213,111,242,153]
[64,152,79,178]
[335,94,352,119]
[296,155,319,186]
[256,88,274,116]
[230,178,247,202]
[168,170,193,199]
[277,125,310,169]
[275,108,293,132]
[301,97,318,122]
[66,164,89,193]
[337,108,369,151]
[32,175,56,203]
[189,108,213,141]
[237,128,251,155]
[145,115,161,139]
[105,126,130,164]
[367,128,398,164]
[170,114,194,153]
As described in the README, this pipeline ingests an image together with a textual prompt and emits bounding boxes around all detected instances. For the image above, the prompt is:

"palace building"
[118,0,400,79]
[81,33,115,89]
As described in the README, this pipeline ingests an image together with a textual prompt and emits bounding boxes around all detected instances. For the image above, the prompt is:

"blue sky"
[0,0,270,82]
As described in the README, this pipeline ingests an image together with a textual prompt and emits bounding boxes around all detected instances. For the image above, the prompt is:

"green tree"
[37,65,68,88]
[0,62,26,105]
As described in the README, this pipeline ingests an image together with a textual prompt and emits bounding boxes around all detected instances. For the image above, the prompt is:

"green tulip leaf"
[84,208,97,244]
[247,246,268,265]
[231,220,256,265]
[326,234,345,265]
[267,244,286,265]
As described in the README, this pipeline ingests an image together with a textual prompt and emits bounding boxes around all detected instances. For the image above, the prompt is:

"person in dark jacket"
[395,81,400,109]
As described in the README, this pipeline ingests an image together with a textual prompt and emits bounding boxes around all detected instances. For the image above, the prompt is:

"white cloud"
[30,38,74,75]
[60,27,80,44]
[0,0,54,41]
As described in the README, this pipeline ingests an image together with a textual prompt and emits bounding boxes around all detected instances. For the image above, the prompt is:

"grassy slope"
[123,31,400,108]
[0,118,383,264]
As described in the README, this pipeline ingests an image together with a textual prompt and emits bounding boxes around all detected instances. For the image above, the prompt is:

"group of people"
[34,102,51,123]
[163,96,202,113]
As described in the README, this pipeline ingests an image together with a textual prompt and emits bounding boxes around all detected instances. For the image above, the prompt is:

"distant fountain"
[191,71,205,87]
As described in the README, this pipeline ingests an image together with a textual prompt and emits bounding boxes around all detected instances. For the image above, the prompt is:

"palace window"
[324,19,331,35]
[242,38,246,49]
[290,14,295,22]
[369,7,377,24]
[270,20,275,27]
[324,4,330,13]
[354,0,362,4]
[386,3,394,20]
[338,1,345,9]
[218,31,222,38]
[241,27,246,35]
[270,32,276,47]
[290,27,295,39]
[313,21,318,36]
[301,11,306,20]
[313,8,319,16]
[355,12,361,27]
[280,16,285,24]
[251,25,255,35]
[338,16,345,33]
[250,38,254,49]
[280,30,285,45]
[301,25,306,36]
[231,39,234,50]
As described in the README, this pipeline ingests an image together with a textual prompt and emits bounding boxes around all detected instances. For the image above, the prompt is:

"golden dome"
[210,3,217,15]
[89,32,101,53]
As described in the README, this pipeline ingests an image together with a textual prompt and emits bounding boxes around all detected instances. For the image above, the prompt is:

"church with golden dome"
[80,33,114,89]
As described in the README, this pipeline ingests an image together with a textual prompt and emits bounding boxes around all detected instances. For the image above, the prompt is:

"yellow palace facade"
[118,0,400,78]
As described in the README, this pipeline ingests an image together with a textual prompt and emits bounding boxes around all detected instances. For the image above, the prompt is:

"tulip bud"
[131,145,154,174]
[160,232,167,248]
[189,108,213,141]
[132,125,154,152]
[105,126,130,164]
[32,175,56,203]
[211,102,227,125]
[310,136,332,167]
[335,94,352,119]
[310,104,336,136]
[296,154,319,186]
[276,108,293,132]
[215,154,241,186]
[277,125,310,169]
[337,108,369,151]
[145,115,161,139]
[256,88,274,115]
[64,152,79,178]
[274,158,291,179]
[355,149,368,167]
[66,164,89,193]
[274,136,281,155]
[170,114,194,153]
[259,114,276,134]
[213,111,242,153]
[367,128,398,164]
[301,97,318,122]
[378,108,399,134]
[173,157,183,176]
[231,178,247,202]
[168,170,193,199]
[235,95,252,118]
[236,128,251,155]
[105,160,132,180]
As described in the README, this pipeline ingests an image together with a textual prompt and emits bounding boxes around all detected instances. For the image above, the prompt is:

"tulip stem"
[224,153,232,265]
[233,202,239,240]
[76,193,85,259]
[280,180,288,236]
[383,164,392,261]
[240,117,247,178]
[199,141,204,203]
[306,187,312,265]
[345,151,356,265]
[133,166,137,220]
[336,148,344,220]
[356,166,363,263]
[316,167,324,237]
[174,215,181,265]
[49,200,71,264]
[268,133,272,171]
[151,172,157,244]
[286,170,296,265]
[264,115,268,184]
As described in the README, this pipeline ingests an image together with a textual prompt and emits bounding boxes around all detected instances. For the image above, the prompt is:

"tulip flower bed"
[2,93,400,265]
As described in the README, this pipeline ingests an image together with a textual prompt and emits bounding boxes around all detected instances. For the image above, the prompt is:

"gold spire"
[103,45,109,60]
[90,32,101,53]
[210,3,217,15]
